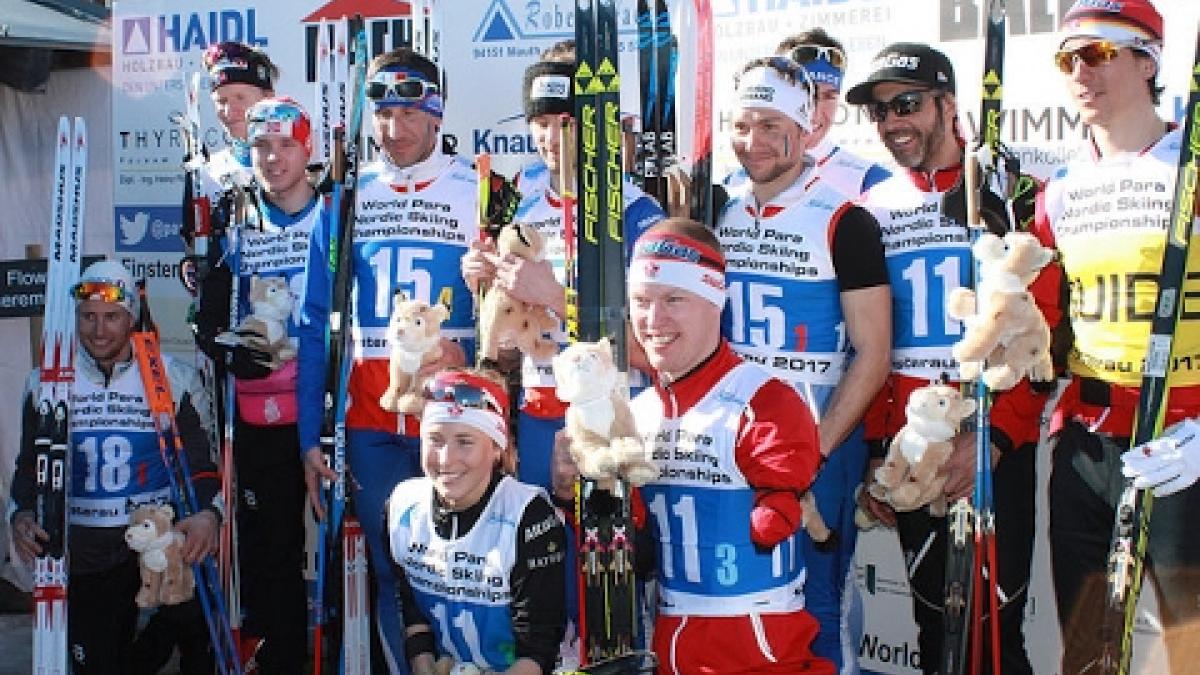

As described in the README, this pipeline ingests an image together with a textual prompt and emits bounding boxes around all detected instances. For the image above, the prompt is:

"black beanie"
[523,61,575,119]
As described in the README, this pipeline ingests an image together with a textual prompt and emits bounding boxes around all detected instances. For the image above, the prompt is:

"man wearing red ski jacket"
[628,218,833,675]
[850,43,1058,675]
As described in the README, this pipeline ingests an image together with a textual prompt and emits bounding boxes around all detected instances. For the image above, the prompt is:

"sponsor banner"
[0,256,104,319]
[114,205,184,252]
[711,0,1199,181]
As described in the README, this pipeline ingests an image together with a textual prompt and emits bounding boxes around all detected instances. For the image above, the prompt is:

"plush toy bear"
[947,231,1054,391]
[124,503,195,608]
[552,338,657,488]
[869,383,977,516]
[477,222,559,363]
[379,291,449,415]
[218,275,297,370]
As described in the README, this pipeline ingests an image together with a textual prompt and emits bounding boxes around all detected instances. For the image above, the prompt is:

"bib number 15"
[368,247,433,318]
[727,281,784,348]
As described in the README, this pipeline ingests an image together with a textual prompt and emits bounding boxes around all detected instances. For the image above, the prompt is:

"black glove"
[225,342,273,381]
[193,264,233,358]
[943,147,1023,234]
[485,171,521,230]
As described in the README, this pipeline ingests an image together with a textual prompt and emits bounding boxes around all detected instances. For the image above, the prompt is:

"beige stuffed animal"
[947,231,1054,391]
[869,383,977,516]
[379,291,449,415]
[552,338,657,488]
[124,503,195,608]
[478,222,559,362]
[220,275,297,369]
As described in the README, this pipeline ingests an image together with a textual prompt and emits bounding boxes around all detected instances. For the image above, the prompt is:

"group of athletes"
[8,0,1200,673]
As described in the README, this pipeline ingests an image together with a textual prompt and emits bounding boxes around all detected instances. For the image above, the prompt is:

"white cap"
[73,259,139,317]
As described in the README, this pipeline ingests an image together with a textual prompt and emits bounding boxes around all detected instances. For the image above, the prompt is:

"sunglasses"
[1053,40,1131,74]
[788,44,846,71]
[366,79,439,103]
[71,281,129,304]
[424,381,504,415]
[864,90,938,124]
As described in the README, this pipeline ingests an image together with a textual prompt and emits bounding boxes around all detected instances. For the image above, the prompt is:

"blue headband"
[797,58,843,91]
[369,67,444,118]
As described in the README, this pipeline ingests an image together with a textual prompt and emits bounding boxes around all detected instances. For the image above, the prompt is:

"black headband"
[523,61,575,119]
[205,42,273,92]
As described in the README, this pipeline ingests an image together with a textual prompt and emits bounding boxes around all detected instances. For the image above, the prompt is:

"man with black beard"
[850,43,1055,674]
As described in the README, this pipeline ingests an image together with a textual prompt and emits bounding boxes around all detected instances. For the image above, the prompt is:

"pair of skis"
[132,283,244,675]
[566,0,713,667]
[943,2,1007,673]
[174,69,251,658]
[1098,34,1200,675]
[313,14,371,675]
[635,0,677,208]
[570,0,639,667]
[31,115,87,674]
[632,0,713,226]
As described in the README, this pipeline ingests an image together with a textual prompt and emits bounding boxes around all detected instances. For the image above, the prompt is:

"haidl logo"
[121,10,267,55]
[114,206,184,253]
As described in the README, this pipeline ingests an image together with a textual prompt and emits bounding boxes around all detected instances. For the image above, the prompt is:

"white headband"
[1061,20,1162,65]
[736,65,813,131]
[628,258,727,308]
[421,402,508,449]
[530,74,571,102]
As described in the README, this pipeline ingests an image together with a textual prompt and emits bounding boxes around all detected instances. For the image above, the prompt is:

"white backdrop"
[3,0,1198,672]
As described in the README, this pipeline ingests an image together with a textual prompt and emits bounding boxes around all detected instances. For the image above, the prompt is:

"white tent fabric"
[0,0,110,51]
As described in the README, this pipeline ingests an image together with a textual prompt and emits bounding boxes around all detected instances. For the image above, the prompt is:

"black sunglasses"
[864,89,939,124]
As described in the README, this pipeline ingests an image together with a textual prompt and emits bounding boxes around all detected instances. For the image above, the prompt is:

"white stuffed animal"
[552,338,657,488]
